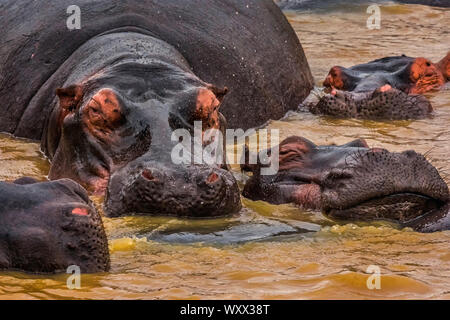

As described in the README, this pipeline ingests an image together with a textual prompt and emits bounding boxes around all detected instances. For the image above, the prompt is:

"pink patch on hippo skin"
[206,172,219,184]
[379,84,392,92]
[72,208,89,216]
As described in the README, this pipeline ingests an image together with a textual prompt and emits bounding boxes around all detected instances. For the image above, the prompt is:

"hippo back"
[0,0,313,139]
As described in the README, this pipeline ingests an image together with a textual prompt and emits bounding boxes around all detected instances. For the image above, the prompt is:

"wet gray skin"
[312,88,431,119]
[0,178,110,273]
[242,136,450,232]
[301,87,432,120]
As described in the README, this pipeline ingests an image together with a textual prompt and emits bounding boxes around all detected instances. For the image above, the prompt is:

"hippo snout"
[321,149,449,224]
[104,163,241,218]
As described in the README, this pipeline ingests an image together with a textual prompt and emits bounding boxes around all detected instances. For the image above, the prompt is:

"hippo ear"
[207,84,229,103]
[56,85,83,112]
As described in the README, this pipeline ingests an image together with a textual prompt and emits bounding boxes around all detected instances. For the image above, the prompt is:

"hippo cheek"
[6,227,66,272]
[320,149,450,228]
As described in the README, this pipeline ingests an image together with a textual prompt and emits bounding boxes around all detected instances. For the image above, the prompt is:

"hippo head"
[242,136,450,232]
[0,178,109,273]
[44,62,241,217]
[312,54,450,119]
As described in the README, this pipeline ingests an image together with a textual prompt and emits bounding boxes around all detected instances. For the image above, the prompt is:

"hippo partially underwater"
[302,53,450,120]
[0,178,110,273]
[0,0,449,275]
[242,136,450,233]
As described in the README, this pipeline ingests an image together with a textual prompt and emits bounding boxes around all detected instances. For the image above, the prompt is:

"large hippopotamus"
[242,136,450,232]
[0,0,313,217]
[302,53,449,120]
[0,178,110,273]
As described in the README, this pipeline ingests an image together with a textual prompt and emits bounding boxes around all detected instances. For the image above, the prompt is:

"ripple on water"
[0,3,450,299]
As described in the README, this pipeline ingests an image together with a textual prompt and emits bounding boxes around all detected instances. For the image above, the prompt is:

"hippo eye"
[426,62,431,67]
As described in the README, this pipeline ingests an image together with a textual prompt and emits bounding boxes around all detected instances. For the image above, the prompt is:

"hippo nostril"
[206,172,219,184]
[142,170,157,181]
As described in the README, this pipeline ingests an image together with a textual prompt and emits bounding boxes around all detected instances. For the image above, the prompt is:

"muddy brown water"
[0,3,449,299]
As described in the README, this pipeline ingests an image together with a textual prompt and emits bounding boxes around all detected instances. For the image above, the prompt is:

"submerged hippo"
[302,53,449,120]
[323,54,449,94]
[0,0,313,217]
[0,178,110,273]
[242,136,450,232]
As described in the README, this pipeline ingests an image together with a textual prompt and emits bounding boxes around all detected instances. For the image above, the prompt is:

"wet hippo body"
[0,0,314,217]
[302,53,449,120]
[0,178,110,273]
[242,136,450,232]
[0,0,313,136]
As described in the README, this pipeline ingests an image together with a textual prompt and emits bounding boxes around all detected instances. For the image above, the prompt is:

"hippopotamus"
[0,178,110,273]
[301,53,449,120]
[0,0,313,217]
[241,136,450,232]
[323,54,449,94]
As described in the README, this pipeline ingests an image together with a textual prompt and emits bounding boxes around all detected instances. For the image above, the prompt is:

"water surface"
[0,2,449,299]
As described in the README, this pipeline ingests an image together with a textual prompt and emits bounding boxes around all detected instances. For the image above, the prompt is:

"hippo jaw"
[323,192,448,225]
[320,149,449,228]
[242,137,449,231]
